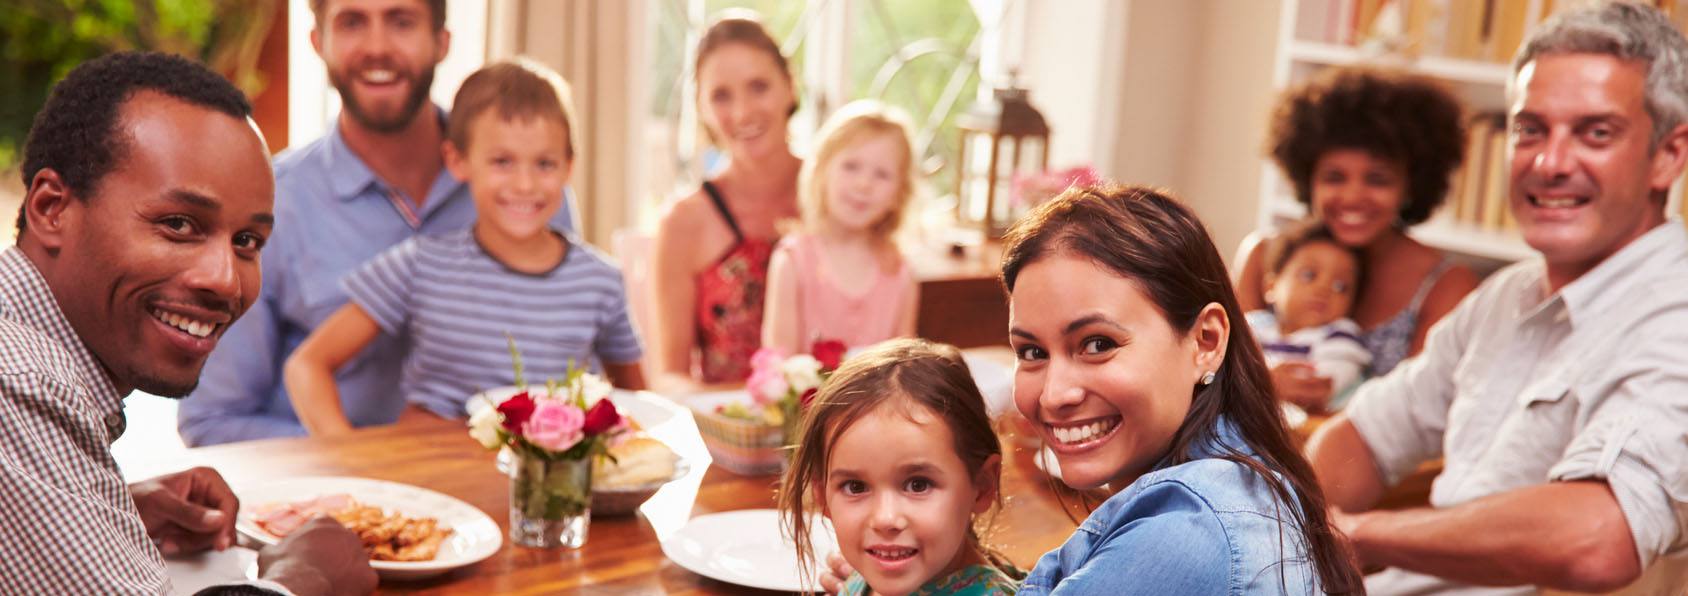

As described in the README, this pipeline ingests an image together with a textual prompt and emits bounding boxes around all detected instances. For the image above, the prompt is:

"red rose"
[582,399,622,435]
[497,391,536,432]
[800,387,818,408]
[812,339,847,371]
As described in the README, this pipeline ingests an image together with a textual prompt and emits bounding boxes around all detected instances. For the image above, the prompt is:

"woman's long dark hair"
[1000,183,1363,594]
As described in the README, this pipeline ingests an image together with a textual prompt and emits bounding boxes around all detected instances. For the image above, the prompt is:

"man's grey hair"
[1512,1,1688,148]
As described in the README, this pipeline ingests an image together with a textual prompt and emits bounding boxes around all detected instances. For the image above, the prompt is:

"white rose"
[578,373,614,408]
[467,406,503,450]
[782,355,824,394]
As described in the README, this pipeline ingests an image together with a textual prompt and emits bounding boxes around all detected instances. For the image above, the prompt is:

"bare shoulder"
[1424,261,1480,309]
[656,190,712,236]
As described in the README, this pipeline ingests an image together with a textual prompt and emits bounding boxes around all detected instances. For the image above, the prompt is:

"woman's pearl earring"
[1199,371,1216,386]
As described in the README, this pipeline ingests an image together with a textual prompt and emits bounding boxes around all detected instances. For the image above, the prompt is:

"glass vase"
[508,450,592,548]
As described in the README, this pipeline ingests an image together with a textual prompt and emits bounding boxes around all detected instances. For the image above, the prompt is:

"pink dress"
[777,233,914,350]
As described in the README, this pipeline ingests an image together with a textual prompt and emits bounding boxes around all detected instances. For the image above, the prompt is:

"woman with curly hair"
[1235,66,1480,410]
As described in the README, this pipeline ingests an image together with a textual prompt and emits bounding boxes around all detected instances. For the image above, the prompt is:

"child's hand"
[820,551,856,594]
[1270,362,1333,411]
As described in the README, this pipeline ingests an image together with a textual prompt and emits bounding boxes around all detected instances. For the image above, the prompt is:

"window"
[641,0,996,225]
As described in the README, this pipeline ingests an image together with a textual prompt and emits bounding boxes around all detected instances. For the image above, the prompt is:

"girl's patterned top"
[692,181,776,383]
[842,564,1019,595]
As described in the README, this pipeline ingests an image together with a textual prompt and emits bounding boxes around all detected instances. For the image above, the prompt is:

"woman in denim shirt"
[1000,185,1364,594]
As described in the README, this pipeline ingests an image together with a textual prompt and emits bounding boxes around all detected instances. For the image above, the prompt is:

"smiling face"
[821,402,993,596]
[697,42,796,161]
[1308,148,1409,246]
[1265,241,1359,334]
[446,113,571,242]
[1009,254,1218,490]
[312,0,448,133]
[46,92,274,396]
[1509,52,1677,287]
[822,133,906,234]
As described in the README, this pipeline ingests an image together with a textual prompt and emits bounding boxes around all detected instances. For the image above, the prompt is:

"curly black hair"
[1267,66,1466,227]
[17,51,251,235]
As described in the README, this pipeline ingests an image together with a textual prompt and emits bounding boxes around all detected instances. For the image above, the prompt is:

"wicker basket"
[692,409,789,476]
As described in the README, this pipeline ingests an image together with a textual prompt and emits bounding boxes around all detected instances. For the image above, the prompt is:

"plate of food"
[236,476,501,581]
[660,509,837,592]
[592,435,690,516]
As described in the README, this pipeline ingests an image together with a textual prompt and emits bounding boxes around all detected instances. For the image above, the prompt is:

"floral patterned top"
[693,181,776,383]
[842,564,1019,595]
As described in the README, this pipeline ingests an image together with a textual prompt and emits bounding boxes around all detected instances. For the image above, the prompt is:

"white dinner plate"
[1033,445,1063,482]
[234,476,501,581]
[659,509,837,592]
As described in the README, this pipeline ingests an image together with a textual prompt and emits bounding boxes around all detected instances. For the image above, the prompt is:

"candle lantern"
[954,82,1050,238]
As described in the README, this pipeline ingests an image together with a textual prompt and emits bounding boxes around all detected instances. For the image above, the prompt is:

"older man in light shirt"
[1306,3,1688,594]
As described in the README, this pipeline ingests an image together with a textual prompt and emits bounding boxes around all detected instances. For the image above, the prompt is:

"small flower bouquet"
[1012,164,1102,210]
[467,338,623,548]
[696,339,846,475]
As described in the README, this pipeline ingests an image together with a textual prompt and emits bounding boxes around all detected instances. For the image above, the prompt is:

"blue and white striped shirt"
[343,228,642,418]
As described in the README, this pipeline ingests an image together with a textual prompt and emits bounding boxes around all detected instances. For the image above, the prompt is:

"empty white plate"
[660,509,837,592]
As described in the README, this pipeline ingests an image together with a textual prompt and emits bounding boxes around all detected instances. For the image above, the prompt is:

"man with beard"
[179,0,574,445]
[1307,3,1688,593]
[3,51,376,594]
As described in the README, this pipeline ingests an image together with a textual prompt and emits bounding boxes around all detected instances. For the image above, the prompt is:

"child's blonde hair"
[447,57,578,157]
[778,338,1008,589]
[798,100,919,240]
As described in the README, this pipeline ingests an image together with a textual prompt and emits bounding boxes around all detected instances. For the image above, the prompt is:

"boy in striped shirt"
[283,59,645,434]
[1245,221,1371,412]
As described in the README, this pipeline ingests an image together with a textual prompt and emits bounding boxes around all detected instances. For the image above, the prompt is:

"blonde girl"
[762,100,921,355]
[780,339,1016,596]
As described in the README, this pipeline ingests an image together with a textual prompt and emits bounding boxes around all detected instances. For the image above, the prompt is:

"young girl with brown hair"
[780,338,1017,595]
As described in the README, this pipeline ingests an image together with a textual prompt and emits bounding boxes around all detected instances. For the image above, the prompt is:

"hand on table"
[258,516,378,596]
[820,551,856,594]
[131,466,238,555]
[1271,362,1333,412]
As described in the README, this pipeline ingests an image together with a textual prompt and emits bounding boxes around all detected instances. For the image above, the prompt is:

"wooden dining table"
[124,400,1084,594]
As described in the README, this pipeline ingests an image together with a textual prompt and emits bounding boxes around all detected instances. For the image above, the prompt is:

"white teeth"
[362,69,396,84]
[1533,196,1585,208]
[869,547,916,560]
[153,309,214,339]
[1051,419,1117,445]
[1336,213,1368,226]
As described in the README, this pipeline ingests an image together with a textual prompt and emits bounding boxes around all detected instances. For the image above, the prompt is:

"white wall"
[1019,0,1280,266]
[287,0,488,150]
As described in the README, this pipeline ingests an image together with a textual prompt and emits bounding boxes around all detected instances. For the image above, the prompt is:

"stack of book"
[1441,113,1515,231]
[1295,0,1688,64]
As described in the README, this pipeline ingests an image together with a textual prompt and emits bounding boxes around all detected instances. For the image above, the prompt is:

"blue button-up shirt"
[1020,418,1321,594]
[177,115,573,446]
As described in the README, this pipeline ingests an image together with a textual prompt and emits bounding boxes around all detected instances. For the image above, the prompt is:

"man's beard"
[332,65,436,134]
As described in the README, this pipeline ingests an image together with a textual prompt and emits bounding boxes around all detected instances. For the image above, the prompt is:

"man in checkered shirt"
[1,52,376,594]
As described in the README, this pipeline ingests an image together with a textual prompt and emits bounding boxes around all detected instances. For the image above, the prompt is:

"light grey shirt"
[1347,223,1688,595]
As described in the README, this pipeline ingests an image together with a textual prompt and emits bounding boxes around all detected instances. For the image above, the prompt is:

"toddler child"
[780,338,1017,595]
[284,59,644,434]
[1246,221,1371,411]
[762,100,920,355]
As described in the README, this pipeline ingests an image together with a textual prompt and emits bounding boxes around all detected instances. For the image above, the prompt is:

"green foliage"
[0,0,272,170]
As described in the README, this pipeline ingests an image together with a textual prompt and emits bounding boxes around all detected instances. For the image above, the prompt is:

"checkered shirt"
[0,247,171,594]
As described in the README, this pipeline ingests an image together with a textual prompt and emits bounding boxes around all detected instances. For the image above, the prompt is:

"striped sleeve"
[341,238,421,335]
[594,266,644,365]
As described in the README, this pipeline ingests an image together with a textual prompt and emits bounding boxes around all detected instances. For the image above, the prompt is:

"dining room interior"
[5,0,1688,594]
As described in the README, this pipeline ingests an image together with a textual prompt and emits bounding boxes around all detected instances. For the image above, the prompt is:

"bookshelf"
[1258,0,1541,266]
[1262,0,1688,266]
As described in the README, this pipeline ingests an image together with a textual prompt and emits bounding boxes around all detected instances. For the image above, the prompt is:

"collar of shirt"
[1519,223,1688,327]
[320,107,466,223]
[0,248,126,440]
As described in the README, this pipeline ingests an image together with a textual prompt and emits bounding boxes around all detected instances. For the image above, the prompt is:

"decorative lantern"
[954,81,1050,238]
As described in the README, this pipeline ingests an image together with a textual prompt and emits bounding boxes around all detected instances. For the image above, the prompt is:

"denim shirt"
[177,112,574,446]
[1020,418,1319,595]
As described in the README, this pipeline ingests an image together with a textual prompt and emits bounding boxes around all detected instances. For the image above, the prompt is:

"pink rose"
[523,401,585,452]
[747,367,788,406]
[750,347,788,375]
